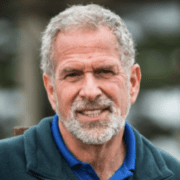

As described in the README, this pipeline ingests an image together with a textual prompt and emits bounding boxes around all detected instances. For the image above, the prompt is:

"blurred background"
[0,0,180,160]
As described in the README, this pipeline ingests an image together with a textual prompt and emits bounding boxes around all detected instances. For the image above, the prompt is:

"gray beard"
[56,96,131,145]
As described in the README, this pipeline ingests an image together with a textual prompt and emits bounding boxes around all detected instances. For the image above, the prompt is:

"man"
[0,4,180,180]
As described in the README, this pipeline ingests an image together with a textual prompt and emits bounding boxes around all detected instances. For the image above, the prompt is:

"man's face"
[43,27,140,144]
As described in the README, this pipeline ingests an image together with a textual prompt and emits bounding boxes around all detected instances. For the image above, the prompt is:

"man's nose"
[79,73,102,101]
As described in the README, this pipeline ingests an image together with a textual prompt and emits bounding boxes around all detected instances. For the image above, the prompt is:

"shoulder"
[0,116,54,179]
[0,135,27,178]
[132,127,180,179]
[159,148,180,178]
[0,135,24,157]
[0,116,53,154]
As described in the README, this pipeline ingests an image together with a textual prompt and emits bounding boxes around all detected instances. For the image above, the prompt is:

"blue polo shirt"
[51,114,136,180]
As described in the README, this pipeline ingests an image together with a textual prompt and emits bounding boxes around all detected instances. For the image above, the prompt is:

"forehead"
[55,26,118,46]
[53,26,122,71]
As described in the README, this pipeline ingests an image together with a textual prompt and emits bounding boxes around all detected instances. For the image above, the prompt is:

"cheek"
[117,89,130,116]
[103,80,128,113]
[56,84,78,118]
[102,78,124,100]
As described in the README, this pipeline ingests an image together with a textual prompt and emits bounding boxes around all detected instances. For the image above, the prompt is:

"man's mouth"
[77,108,109,118]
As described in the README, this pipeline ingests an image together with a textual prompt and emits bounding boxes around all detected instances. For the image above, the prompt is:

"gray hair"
[40,4,135,78]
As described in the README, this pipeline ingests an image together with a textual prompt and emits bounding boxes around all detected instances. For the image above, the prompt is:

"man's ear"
[129,64,141,105]
[43,73,56,111]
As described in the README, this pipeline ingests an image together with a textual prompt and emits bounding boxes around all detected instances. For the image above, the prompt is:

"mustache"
[71,97,114,112]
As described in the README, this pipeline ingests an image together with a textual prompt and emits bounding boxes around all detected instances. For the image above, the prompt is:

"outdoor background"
[0,0,180,160]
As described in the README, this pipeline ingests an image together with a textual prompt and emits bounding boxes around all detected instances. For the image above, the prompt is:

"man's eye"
[67,73,78,77]
[95,69,114,78]
[65,72,83,81]
[97,69,114,74]
[102,70,113,74]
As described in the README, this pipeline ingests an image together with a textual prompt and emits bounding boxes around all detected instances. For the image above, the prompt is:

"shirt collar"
[51,114,81,167]
[124,121,136,171]
[51,114,136,171]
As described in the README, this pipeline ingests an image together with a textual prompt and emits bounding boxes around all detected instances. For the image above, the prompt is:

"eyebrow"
[94,64,118,71]
[60,63,118,75]
[96,64,115,69]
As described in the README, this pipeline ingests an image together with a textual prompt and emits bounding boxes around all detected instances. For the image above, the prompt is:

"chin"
[62,111,125,145]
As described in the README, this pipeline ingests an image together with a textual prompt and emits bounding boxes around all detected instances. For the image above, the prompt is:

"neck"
[59,121,126,180]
